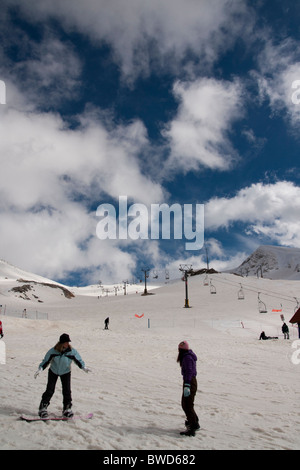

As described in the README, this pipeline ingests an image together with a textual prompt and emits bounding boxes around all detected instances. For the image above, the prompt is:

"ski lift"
[203,275,209,286]
[165,270,169,281]
[152,270,158,279]
[258,292,267,313]
[210,280,217,294]
[238,284,245,300]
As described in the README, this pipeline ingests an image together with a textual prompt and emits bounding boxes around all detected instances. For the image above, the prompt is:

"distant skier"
[177,341,200,436]
[282,323,289,340]
[104,317,109,330]
[0,321,3,338]
[34,333,91,418]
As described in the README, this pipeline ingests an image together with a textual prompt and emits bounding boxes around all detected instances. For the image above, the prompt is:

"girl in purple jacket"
[177,341,200,436]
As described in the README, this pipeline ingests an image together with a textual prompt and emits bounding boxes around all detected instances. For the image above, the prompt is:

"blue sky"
[1,0,300,285]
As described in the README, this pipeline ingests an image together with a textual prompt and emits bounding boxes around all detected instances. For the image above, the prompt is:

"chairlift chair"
[203,275,209,286]
[238,284,245,300]
[210,280,217,294]
[258,293,267,313]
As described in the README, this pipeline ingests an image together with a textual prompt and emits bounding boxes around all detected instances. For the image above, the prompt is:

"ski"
[20,412,93,422]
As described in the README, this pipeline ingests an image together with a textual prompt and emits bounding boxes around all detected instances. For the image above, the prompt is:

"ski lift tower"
[204,244,209,270]
[123,280,128,295]
[179,264,193,308]
[141,268,150,295]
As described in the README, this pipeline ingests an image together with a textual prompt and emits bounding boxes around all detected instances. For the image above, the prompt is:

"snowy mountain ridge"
[0,258,157,303]
[2,244,300,302]
[0,258,60,284]
[231,245,300,280]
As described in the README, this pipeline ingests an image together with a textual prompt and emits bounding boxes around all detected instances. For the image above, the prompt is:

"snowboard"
[20,412,93,422]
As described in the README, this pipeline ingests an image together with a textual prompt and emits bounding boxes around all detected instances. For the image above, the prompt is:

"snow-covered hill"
[231,245,300,280]
[0,259,159,305]
[0,259,62,284]
[0,259,76,303]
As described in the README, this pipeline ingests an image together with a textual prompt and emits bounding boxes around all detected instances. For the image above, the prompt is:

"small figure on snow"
[0,321,3,339]
[259,331,268,340]
[177,341,200,437]
[34,333,91,418]
[104,317,109,330]
[282,323,289,340]
[259,331,278,340]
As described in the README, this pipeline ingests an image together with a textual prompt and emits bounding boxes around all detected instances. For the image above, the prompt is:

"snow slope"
[0,263,300,450]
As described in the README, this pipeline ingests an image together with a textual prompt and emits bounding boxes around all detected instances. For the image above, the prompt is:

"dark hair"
[177,348,187,366]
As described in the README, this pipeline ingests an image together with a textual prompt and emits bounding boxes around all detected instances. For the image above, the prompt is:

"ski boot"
[63,403,74,418]
[180,425,196,437]
[185,419,200,431]
[38,401,49,418]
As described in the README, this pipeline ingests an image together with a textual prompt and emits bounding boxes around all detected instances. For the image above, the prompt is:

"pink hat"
[178,341,189,350]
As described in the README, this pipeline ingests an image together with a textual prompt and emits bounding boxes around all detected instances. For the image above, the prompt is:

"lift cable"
[206,275,298,306]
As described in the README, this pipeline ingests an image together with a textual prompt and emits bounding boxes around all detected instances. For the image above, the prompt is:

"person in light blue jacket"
[34,333,91,418]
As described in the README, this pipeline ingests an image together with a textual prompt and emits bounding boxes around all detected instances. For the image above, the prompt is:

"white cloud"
[163,180,300,273]
[0,23,82,109]
[163,78,244,173]
[256,39,300,128]
[205,181,300,247]
[16,33,82,107]
[3,0,252,82]
[208,252,247,272]
[165,240,247,274]
[1,206,138,283]
[0,106,164,207]
[0,95,167,281]
[3,1,299,284]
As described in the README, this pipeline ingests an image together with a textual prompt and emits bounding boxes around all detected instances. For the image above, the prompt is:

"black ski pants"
[181,376,198,428]
[42,369,72,408]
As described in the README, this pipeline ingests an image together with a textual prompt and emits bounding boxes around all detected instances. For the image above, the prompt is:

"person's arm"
[182,356,194,397]
[34,348,57,378]
[69,348,87,370]
[39,348,57,370]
